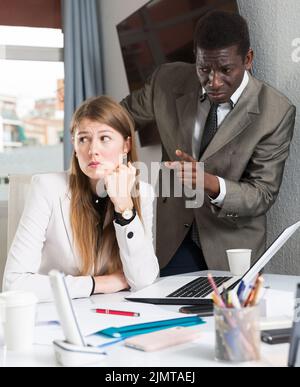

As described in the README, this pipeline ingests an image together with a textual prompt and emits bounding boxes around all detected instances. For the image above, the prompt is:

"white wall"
[238,0,300,274]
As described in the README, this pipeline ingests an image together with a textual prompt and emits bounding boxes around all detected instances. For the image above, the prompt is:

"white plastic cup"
[226,249,252,276]
[0,291,38,351]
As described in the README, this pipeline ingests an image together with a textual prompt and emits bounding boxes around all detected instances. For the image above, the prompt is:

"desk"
[0,273,299,367]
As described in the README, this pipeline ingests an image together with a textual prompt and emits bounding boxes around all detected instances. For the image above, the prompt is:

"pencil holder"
[214,305,261,363]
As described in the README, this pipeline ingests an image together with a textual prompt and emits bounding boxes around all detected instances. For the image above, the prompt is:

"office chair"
[7,174,32,253]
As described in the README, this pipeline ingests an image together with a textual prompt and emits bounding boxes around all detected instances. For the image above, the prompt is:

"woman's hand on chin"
[94,272,129,294]
[105,162,136,212]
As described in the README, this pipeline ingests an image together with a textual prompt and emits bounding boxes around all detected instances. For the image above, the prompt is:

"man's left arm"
[214,105,296,218]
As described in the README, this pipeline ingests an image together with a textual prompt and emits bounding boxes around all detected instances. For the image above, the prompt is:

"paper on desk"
[33,301,193,345]
[76,302,192,337]
[35,298,95,322]
[34,324,64,346]
[34,324,119,348]
[36,304,58,322]
[262,288,295,318]
[34,299,93,345]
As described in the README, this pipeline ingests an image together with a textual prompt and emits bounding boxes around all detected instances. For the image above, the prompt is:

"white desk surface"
[0,273,298,367]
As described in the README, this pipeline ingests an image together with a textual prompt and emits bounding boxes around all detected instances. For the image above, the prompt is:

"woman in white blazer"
[3,96,159,302]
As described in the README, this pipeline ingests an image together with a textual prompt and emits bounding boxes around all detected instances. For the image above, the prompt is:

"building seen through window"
[0,79,64,149]
[0,26,64,201]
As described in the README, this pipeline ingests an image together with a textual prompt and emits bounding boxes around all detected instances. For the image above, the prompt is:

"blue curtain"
[62,0,105,169]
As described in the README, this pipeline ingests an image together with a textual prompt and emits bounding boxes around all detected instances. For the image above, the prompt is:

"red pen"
[92,309,140,317]
[207,273,225,308]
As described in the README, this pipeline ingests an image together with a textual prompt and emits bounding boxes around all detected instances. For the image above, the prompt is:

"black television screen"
[117,0,239,146]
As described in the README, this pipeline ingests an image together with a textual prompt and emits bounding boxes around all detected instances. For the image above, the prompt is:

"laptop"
[126,221,300,305]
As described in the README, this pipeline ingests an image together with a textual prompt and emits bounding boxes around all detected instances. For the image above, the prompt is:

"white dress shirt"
[193,71,249,206]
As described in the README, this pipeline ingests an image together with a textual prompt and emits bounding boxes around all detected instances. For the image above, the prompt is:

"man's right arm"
[121,67,161,131]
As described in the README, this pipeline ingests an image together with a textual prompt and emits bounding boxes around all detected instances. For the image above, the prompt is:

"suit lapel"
[59,190,79,262]
[200,75,261,161]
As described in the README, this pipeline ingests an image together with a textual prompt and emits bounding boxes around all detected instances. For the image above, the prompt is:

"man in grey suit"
[121,11,296,276]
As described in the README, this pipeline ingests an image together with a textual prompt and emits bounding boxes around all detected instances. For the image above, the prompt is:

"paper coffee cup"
[226,249,252,276]
[0,291,38,351]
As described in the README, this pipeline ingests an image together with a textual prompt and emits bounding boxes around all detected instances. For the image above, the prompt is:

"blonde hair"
[69,96,142,276]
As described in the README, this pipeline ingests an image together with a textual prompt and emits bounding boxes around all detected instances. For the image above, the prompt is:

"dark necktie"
[191,101,234,250]
[199,102,219,159]
[191,102,219,250]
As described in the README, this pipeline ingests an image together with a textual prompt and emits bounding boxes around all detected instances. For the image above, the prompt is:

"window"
[0,26,64,201]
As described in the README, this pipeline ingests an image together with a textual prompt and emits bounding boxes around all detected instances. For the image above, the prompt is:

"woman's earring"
[123,153,128,165]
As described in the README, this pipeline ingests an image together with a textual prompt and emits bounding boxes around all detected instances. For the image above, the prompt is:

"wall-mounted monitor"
[117,0,238,147]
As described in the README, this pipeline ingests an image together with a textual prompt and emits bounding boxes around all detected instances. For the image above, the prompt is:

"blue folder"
[96,316,205,339]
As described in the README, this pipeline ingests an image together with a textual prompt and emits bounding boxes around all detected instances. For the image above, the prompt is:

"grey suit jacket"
[122,62,296,270]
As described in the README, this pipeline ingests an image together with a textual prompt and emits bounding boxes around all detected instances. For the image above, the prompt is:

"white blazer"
[3,172,159,302]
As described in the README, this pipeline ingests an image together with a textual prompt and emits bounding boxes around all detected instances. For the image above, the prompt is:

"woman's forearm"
[94,272,129,294]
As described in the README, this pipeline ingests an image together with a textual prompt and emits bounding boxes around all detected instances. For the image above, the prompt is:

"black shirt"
[91,192,109,229]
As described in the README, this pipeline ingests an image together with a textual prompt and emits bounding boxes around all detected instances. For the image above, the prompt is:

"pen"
[229,290,241,309]
[221,287,229,306]
[92,309,140,317]
[250,276,264,306]
[244,275,260,307]
[208,274,225,308]
[237,280,246,302]
[212,293,224,308]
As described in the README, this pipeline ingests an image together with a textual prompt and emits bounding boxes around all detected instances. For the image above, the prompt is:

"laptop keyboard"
[167,276,231,299]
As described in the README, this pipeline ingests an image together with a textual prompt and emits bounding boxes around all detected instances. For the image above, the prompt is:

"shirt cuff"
[210,177,226,207]
[90,276,95,296]
[114,209,136,226]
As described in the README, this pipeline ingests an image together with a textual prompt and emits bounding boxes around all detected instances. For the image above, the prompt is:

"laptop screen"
[236,221,300,289]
